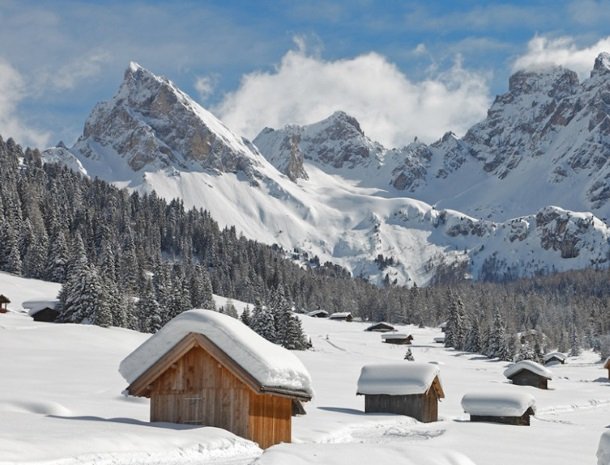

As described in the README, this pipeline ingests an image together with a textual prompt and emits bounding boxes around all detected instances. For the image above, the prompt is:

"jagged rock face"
[254,111,384,180]
[73,62,261,175]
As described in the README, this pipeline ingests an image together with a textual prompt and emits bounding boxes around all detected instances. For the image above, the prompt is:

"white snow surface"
[255,443,476,465]
[357,363,442,396]
[504,360,553,380]
[119,309,313,396]
[598,430,610,465]
[461,391,537,417]
[2,272,610,465]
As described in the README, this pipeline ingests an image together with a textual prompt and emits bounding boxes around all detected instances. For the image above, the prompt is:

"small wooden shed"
[329,312,352,322]
[504,360,552,390]
[120,310,312,449]
[381,333,413,345]
[307,309,329,318]
[23,300,60,322]
[604,357,610,379]
[461,391,536,426]
[365,322,395,332]
[0,294,10,313]
[543,352,567,366]
[357,363,444,422]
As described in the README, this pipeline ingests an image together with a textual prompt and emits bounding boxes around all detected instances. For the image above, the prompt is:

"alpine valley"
[42,56,610,286]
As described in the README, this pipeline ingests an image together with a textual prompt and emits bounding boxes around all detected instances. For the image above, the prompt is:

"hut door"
[183,395,203,424]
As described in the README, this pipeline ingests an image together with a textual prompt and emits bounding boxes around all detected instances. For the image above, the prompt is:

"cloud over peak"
[213,45,491,148]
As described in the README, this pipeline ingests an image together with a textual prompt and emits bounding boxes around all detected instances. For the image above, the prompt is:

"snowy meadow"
[0,271,608,465]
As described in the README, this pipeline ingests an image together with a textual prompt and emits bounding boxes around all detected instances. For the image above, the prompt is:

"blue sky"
[2,0,610,148]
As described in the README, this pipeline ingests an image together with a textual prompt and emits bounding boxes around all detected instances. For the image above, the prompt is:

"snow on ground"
[1,272,609,464]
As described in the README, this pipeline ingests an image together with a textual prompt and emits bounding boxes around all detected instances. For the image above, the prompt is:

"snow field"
[0,272,609,464]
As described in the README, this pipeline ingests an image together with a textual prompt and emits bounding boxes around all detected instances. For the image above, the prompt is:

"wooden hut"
[543,352,567,366]
[461,392,536,426]
[329,312,352,322]
[604,357,610,379]
[0,294,10,314]
[120,310,312,449]
[365,322,395,332]
[307,309,329,318]
[381,333,413,345]
[23,300,60,322]
[504,360,552,390]
[356,363,444,422]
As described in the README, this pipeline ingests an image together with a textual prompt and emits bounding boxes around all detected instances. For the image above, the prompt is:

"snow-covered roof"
[307,309,329,317]
[329,312,352,319]
[366,321,394,329]
[503,360,552,380]
[357,363,443,396]
[543,352,567,363]
[461,391,537,417]
[119,309,313,397]
[22,299,59,316]
[381,332,411,340]
[433,336,445,343]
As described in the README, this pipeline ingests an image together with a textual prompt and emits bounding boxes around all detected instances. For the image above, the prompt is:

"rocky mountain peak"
[507,67,579,99]
[73,62,261,178]
[323,111,364,136]
[591,52,610,78]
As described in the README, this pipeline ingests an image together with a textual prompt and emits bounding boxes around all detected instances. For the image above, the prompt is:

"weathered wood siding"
[470,412,531,426]
[148,344,293,448]
[248,392,292,448]
[509,371,548,389]
[150,346,251,438]
[364,391,438,422]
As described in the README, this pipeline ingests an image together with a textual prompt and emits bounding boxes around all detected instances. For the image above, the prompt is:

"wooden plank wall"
[365,392,438,423]
[248,393,292,448]
[511,371,548,389]
[150,346,250,438]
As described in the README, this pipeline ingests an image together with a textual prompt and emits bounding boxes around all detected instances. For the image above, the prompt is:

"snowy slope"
[41,62,610,286]
[1,273,609,465]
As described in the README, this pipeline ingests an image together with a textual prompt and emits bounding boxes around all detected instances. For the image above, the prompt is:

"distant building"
[381,333,413,345]
[23,300,60,322]
[543,352,567,365]
[120,310,312,448]
[462,391,536,426]
[365,322,395,332]
[307,309,329,318]
[504,360,552,389]
[604,357,610,379]
[357,363,444,422]
[433,336,445,344]
[0,294,10,314]
[329,312,352,322]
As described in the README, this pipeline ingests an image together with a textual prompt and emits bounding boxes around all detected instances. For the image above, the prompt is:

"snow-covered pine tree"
[250,299,276,343]
[240,305,252,327]
[137,278,163,333]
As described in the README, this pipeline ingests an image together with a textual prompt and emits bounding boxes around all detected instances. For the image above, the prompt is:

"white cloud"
[36,50,112,93]
[512,35,610,77]
[0,58,50,148]
[213,47,491,147]
[194,75,217,101]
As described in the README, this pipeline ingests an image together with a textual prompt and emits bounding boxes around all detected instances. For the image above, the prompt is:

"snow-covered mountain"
[42,61,610,286]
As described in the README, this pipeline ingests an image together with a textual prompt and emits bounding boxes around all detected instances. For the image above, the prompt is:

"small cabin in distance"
[543,352,567,366]
[462,391,536,426]
[381,333,413,345]
[0,294,10,314]
[307,309,329,318]
[23,300,60,322]
[365,322,395,332]
[357,363,444,423]
[329,312,352,322]
[119,310,313,449]
[504,360,552,390]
